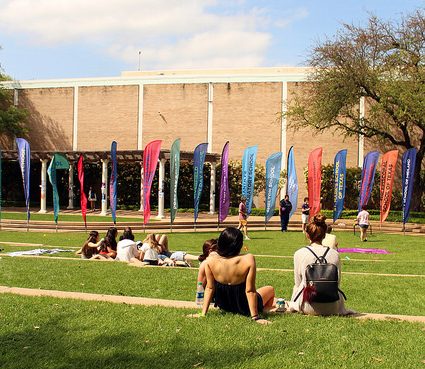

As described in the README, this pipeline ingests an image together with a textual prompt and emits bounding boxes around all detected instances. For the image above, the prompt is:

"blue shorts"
[170,251,186,261]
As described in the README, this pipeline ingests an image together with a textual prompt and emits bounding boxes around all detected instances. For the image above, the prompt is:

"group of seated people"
[197,213,352,324]
[76,226,198,266]
[77,213,351,324]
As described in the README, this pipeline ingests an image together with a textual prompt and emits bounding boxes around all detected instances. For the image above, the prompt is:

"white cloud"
[0,0,306,70]
[274,7,309,28]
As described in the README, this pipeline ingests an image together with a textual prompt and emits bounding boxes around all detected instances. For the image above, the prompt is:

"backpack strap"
[294,288,304,302]
[304,246,321,262]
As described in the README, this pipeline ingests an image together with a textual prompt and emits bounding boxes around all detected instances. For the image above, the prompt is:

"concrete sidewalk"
[1,285,424,324]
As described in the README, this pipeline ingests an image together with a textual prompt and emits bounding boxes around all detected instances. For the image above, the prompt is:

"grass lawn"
[0,211,148,223]
[0,230,424,368]
[1,294,424,369]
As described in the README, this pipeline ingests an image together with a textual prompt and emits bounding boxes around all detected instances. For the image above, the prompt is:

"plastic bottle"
[195,282,204,307]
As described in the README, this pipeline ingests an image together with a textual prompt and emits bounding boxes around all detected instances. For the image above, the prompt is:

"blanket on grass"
[338,248,390,254]
[7,248,74,257]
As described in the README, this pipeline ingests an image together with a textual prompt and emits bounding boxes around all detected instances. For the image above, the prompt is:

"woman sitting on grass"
[288,214,352,316]
[116,227,142,262]
[76,231,103,259]
[201,227,275,324]
[92,227,118,260]
[139,234,162,265]
[197,238,218,286]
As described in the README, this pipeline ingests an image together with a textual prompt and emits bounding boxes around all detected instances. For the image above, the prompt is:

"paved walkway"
[1,286,424,324]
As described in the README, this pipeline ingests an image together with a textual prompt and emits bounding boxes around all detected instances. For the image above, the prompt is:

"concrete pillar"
[280,81,288,200]
[156,158,166,219]
[39,159,48,213]
[209,162,216,214]
[207,82,213,153]
[67,163,75,209]
[100,159,108,216]
[139,162,144,212]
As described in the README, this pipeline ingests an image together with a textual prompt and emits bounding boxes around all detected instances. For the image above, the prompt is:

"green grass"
[0,229,424,369]
[1,294,424,369]
[0,211,149,223]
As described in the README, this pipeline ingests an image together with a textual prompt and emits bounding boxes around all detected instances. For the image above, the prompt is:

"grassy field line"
[257,267,425,278]
[0,241,45,247]
[1,285,424,324]
[2,245,423,264]
[2,254,425,278]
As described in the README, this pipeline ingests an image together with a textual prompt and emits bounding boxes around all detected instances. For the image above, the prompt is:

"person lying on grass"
[288,214,353,316]
[201,227,275,325]
[75,231,104,259]
[147,233,199,267]
[197,238,218,287]
[91,227,118,260]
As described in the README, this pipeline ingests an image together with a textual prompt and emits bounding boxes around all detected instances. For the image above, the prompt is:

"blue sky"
[0,0,423,80]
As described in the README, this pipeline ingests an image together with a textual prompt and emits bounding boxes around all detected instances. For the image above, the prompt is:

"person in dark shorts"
[237,196,250,240]
[356,206,370,241]
[301,197,310,233]
[200,227,275,324]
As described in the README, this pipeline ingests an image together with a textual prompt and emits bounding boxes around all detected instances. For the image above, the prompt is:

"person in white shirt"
[289,214,352,316]
[322,225,338,250]
[356,206,370,242]
[116,227,141,262]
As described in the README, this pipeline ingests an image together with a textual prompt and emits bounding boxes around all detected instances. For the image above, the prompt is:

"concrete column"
[207,82,213,153]
[156,158,166,219]
[73,86,79,151]
[209,162,216,214]
[137,84,144,150]
[139,162,144,212]
[67,163,75,209]
[358,96,365,168]
[280,81,288,199]
[39,159,48,213]
[100,159,109,216]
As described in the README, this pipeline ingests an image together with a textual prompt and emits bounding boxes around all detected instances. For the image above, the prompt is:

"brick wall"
[143,84,208,151]
[18,88,74,150]
[77,85,139,151]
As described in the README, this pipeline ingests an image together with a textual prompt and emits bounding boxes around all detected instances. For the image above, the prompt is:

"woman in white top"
[356,206,370,242]
[289,214,351,316]
[116,227,141,262]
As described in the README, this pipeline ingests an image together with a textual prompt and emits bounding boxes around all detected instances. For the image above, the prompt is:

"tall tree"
[0,59,27,139]
[286,10,425,210]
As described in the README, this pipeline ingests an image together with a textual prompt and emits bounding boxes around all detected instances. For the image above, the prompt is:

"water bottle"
[276,298,286,312]
[195,282,204,307]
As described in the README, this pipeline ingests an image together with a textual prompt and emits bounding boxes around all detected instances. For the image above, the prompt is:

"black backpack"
[294,247,346,304]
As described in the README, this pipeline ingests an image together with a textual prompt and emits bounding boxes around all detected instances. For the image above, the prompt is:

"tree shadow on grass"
[0,305,276,369]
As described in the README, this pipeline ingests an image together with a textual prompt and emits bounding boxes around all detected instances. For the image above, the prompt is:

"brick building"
[2,67,365,212]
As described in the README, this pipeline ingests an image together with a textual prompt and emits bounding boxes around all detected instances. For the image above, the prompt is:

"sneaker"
[245,236,250,240]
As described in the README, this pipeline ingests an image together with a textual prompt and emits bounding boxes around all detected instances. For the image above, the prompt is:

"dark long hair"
[198,239,218,262]
[100,227,118,252]
[82,231,99,256]
[217,228,243,257]
[120,227,134,241]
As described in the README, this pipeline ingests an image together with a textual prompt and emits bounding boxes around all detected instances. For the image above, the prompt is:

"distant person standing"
[279,195,292,232]
[356,206,370,242]
[238,196,250,240]
[88,186,97,212]
[301,197,310,233]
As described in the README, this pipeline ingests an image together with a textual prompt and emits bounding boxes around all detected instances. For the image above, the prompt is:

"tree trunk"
[411,150,424,212]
